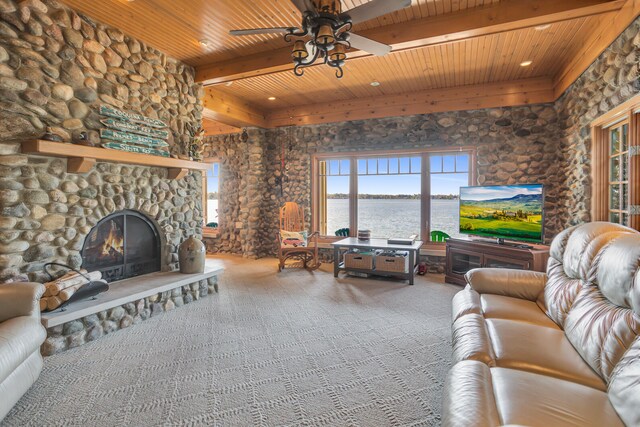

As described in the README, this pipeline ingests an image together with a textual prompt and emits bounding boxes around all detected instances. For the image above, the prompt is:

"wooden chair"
[277,202,320,272]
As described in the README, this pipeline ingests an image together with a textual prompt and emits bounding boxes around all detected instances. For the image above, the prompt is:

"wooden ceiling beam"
[553,0,640,98]
[202,87,268,128]
[266,77,555,127]
[195,0,623,85]
[202,118,241,136]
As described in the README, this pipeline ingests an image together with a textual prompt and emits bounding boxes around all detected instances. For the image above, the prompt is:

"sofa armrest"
[465,268,547,302]
[442,360,501,427]
[0,282,45,323]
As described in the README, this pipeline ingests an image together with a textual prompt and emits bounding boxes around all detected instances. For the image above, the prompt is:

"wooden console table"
[332,238,423,285]
[445,238,550,285]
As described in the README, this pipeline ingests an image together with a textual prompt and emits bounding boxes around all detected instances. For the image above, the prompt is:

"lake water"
[209,198,461,240]
[327,198,461,239]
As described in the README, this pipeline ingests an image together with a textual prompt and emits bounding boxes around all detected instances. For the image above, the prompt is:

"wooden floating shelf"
[21,140,209,178]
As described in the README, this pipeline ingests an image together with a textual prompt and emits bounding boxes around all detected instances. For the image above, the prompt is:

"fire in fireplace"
[81,210,161,282]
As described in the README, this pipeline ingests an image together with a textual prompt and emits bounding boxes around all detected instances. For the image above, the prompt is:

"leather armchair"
[0,282,46,421]
[443,222,640,426]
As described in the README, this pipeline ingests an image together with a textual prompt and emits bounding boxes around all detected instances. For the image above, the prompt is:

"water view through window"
[206,162,219,226]
[319,152,470,241]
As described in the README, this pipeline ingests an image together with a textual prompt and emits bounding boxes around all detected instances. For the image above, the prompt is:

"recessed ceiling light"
[370,81,380,87]
[268,96,276,101]
[520,60,533,67]
[224,81,233,87]
[199,39,210,47]
[534,24,551,31]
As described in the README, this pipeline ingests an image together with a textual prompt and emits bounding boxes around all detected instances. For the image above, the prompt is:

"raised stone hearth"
[41,263,223,356]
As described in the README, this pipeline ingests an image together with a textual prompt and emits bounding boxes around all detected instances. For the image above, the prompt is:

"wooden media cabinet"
[445,238,550,286]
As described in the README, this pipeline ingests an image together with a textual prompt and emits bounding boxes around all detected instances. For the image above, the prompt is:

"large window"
[608,122,629,225]
[358,156,422,238]
[318,158,350,237]
[313,149,474,243]
[591,95,639,231]
[204,162,219,227]
[429,154,470,238]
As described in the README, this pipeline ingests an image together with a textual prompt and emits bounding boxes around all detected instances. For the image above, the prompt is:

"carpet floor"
[3,255,460,427]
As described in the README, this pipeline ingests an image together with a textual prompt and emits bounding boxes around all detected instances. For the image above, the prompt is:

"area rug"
[3,255,460,426]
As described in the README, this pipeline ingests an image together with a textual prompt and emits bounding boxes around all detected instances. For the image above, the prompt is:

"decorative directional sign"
[99,105,167,128]
[100,129,169,147]
[101,118,170,139]
[102,141,170,157]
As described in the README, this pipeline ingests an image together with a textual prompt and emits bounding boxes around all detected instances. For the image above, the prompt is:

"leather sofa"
[0,282,46,421]
[442,222,640,426]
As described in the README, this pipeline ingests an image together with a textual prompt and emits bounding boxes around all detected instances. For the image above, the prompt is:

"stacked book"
[357,229,371,240]
[98,105,170,157]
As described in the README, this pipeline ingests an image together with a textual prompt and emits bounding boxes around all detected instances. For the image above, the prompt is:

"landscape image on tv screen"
[459,184,544,242]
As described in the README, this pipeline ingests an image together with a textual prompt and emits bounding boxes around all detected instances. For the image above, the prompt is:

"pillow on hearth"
[280,230,308,248]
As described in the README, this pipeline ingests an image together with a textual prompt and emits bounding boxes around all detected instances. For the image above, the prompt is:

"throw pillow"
[280,230,308,248]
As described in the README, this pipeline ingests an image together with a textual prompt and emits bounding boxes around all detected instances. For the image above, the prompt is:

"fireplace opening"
[82,210,161,282]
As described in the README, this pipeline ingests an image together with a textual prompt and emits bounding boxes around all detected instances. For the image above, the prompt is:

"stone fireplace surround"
[0,142,222,355]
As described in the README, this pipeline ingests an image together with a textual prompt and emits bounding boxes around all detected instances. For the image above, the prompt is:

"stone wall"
[0,0,202,147]
[0,0,204,281]
[556,18,640,225]
[204,104,563,257]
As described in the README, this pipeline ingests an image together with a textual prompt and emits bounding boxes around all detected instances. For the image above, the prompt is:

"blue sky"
[460,184,543,201]
[327,174,469,195]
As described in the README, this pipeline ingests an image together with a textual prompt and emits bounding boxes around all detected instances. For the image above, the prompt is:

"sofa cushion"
[492,367,624,427]
[0,316,46,385]
[480,294,559,329]
[609,336,640,427]
[486,319,606,390]
[542,223,632,327]
[564,285,640,384]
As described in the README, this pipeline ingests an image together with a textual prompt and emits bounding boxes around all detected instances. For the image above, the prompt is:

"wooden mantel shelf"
[22,140,209,179]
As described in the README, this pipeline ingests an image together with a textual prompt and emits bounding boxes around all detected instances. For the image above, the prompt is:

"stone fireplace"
[0,0,225,356]
[82,210,161,282]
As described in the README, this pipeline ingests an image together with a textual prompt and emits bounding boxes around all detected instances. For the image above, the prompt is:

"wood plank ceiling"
[61,0,638,131]
[62,0,502,67]
[215,17,597,111]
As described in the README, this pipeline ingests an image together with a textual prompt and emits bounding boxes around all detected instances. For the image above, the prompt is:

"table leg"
[408,249,416,285]
[333,247,339,278]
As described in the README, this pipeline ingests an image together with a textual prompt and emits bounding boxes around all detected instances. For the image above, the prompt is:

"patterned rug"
[3,255,460,427]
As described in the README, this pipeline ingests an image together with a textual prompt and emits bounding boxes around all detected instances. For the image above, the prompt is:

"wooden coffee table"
[332,238,423,285]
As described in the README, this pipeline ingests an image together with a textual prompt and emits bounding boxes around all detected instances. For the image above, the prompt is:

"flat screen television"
[459,184,544,243]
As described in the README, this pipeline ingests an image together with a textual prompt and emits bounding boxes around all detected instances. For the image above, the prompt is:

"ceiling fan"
[229,0,412,78]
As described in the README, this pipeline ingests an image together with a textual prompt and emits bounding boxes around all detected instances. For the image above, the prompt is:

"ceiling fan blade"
[229,27,292,36]
[348,33,391,56]
[344,0,412,24]
[290,0,316,14]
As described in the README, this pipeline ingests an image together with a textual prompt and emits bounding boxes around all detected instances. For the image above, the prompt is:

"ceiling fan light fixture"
[316,24,335,47]
[229,0,411,78]
[292,40,309,60]
[329,43,346,62]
